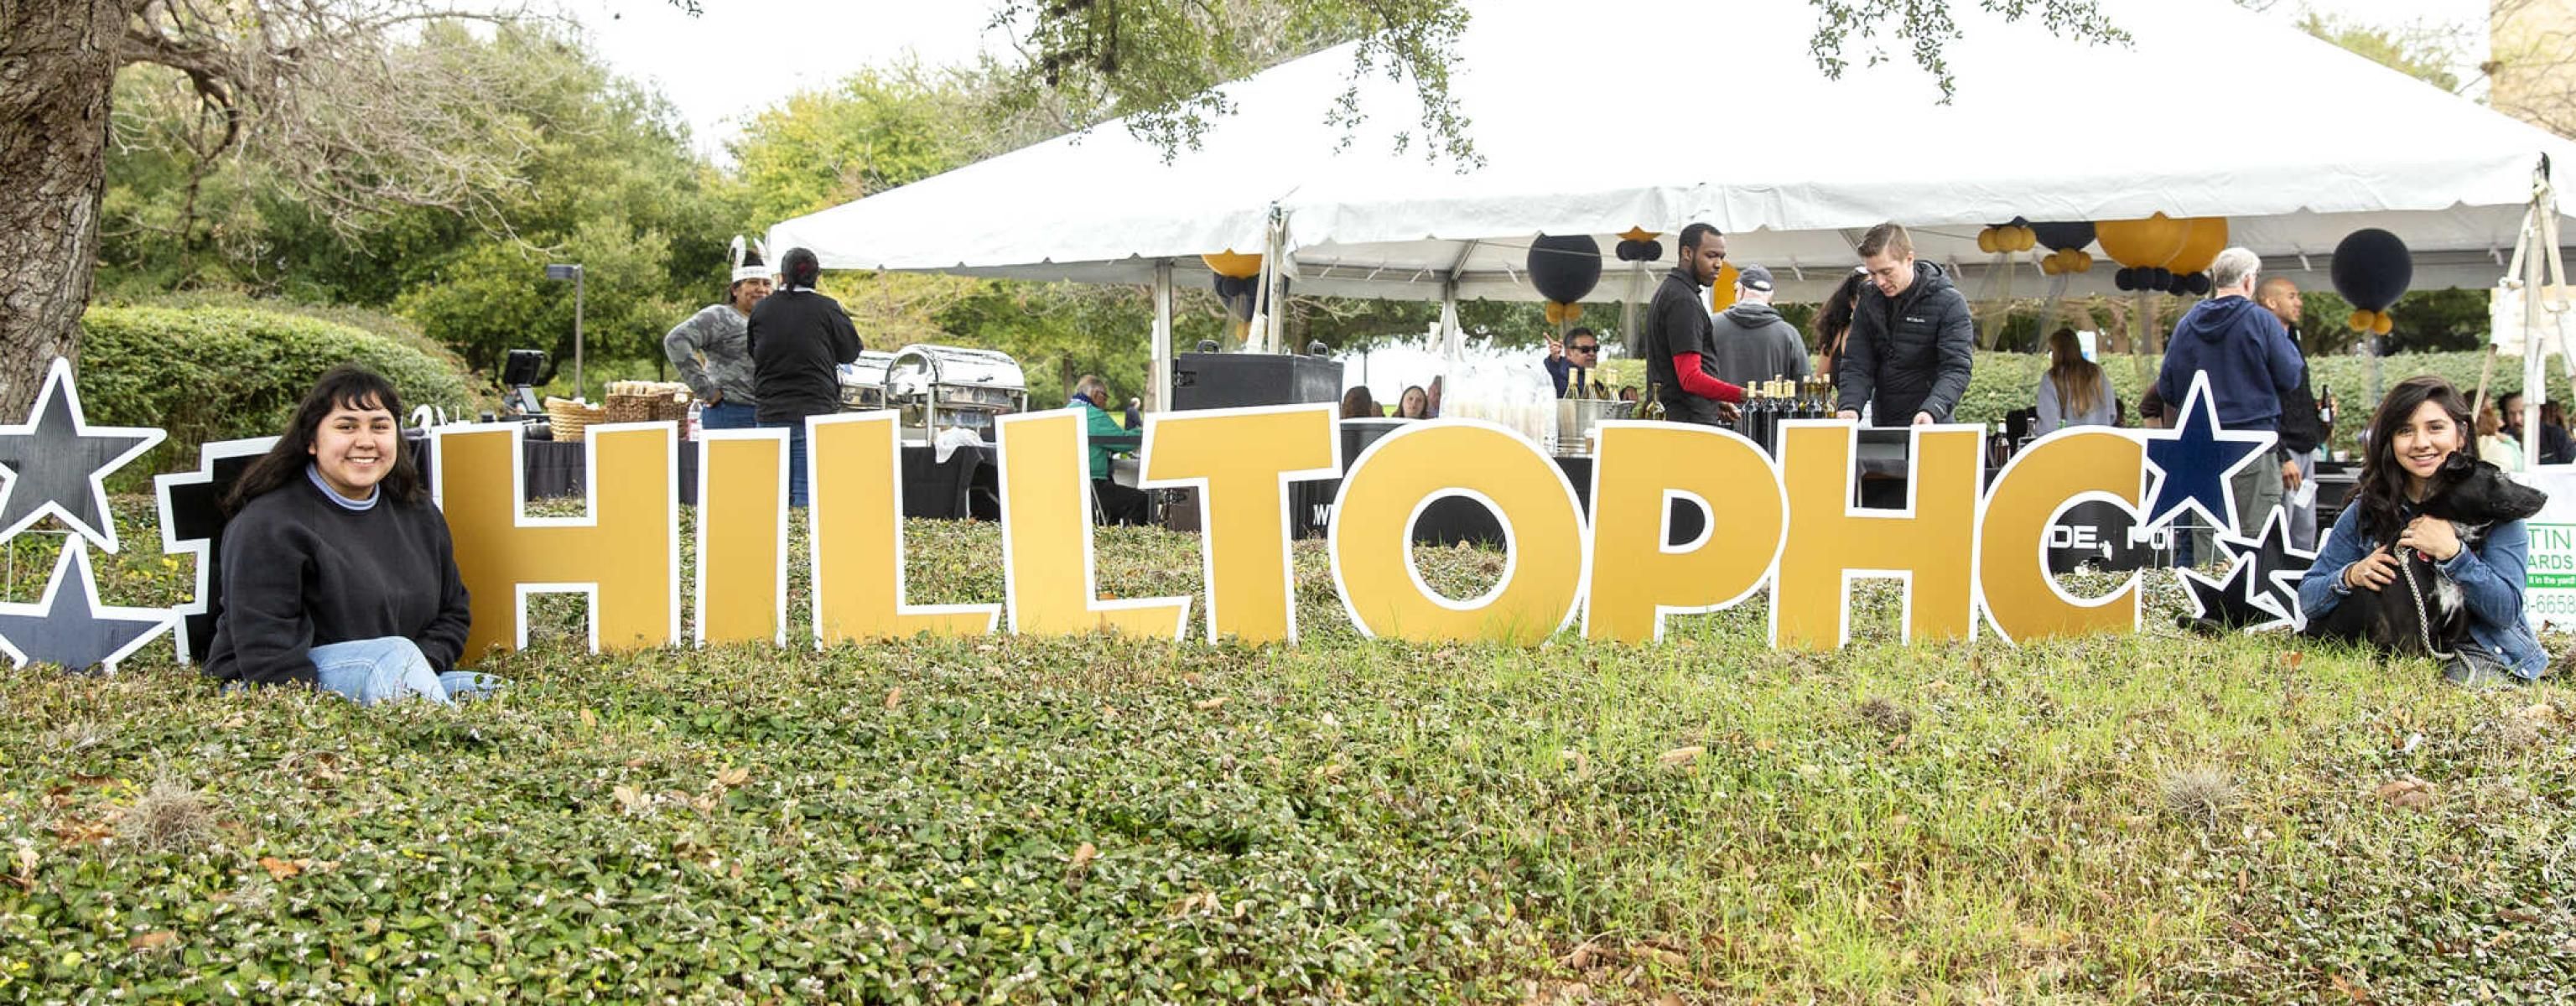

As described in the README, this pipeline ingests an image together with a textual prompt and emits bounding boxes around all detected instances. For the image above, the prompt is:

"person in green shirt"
[1067,375,1153,525]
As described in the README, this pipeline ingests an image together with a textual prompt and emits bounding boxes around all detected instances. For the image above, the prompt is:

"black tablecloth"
[445,437,995,516]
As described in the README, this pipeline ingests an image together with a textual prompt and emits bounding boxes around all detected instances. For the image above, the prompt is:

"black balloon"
[2030,220,2096,252]
[2149,267,2173,291]
[2331,228,2413,311]
[1528,234,1603,304]
[2115,267,2137,291]
[1642,241,1664,262]
[1614,240,1644,262]
[2185,272,2213,296]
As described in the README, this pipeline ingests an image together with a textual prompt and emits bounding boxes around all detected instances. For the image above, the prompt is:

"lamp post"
[544,263,585,401]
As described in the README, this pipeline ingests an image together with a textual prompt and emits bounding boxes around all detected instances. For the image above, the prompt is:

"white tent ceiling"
[768,0,2576,304]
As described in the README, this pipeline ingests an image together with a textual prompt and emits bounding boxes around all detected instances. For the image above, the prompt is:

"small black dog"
[2304,453,2548,655]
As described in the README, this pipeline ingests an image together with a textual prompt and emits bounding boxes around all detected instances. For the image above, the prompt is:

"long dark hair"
[226,366,423,513]
[2354,375,2470,542]
[1815,272,1867,381]
[2044,328,2105,415]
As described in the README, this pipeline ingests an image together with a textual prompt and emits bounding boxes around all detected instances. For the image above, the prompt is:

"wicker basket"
[603,393,657,425]
[651,393,691,423]
[545,398,606,442]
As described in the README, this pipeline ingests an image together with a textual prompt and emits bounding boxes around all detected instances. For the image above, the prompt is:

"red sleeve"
[1670,353,1743,403]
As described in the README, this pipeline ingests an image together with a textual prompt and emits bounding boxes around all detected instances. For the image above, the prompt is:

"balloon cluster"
[1202,252,1265,324]
[1528,234,1603,325]
[2330,229,2412,334]
[2030,220,2096,276]
[2097,215,2227,294]
[1977,222,2037,254]
[1613,226,1664,263]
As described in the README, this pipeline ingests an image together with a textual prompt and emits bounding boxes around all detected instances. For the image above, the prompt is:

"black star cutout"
[0,545,173,673]
[0,357,167,552]
[153,437,278,663]
[2216,506,2319,630]
[2176,556,2272,635]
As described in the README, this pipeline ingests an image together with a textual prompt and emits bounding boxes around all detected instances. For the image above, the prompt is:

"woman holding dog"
[205,366,497,705]
[2298,376,2546,686]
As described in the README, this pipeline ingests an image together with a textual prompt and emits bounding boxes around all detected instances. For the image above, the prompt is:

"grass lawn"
[2,499,2572,1003]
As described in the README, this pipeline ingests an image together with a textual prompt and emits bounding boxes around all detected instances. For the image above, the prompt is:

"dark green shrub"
[77,306,487,486]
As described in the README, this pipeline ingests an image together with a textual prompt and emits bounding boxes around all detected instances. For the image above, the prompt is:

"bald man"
[2257,276,2328,549]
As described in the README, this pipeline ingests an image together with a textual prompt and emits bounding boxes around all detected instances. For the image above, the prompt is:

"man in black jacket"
[1641,222,1746,426]
[750,247,863,507]
[1835,223,1976,427]
[2258,277,2329,548]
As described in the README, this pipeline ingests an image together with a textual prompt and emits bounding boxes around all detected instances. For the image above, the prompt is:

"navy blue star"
[2175,555,2271,634]
[0,357,167,552]
[2217,506,2319,630]
[2140,370,2276,533]
[0,546,173,673]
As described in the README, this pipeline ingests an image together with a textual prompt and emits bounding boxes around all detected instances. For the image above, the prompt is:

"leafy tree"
[993,0,2129,165]
[94,21,727,396]
[726,65,996,226]
[2293,10,2471,94]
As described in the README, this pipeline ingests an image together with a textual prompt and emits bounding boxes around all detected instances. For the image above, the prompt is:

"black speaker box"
[1171,352,1343,411]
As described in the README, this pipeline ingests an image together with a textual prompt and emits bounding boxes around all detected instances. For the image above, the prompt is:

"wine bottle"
[1641,381,1667,422]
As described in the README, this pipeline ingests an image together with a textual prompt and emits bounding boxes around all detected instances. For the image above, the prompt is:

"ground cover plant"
[1,499,2572,1003]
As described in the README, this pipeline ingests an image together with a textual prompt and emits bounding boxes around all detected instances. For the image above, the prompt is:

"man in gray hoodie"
[1709,264,1810,387]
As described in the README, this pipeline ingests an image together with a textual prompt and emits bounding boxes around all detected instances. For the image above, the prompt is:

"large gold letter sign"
[996,411,1191,639]
[1330,420,1586,645]
[695,428,787,646]
[809,413,1000,642]
[1976,428,2145,642]
[1774,423,1982,650]
[1139,404,1340,644]
[435,423,680,656]
[1583,422,1787,642]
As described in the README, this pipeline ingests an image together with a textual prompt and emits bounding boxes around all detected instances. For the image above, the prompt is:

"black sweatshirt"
[747,288,865,423]
[203,477,473,686]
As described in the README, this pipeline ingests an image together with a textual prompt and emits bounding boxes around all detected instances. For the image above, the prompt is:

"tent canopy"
[769,0,2576,303]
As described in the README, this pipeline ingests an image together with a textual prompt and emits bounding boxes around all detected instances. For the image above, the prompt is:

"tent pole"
[1441,282,1462,359]
[1264,207,1288,355]
[1151,258,1174,413]
[2524,180,2548,471]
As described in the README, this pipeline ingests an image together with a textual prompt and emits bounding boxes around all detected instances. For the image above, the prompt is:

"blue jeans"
[761,419,810,507]
[699,400,759,431]
[308,637,502,706]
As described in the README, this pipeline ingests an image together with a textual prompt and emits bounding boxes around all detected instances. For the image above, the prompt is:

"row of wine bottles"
[1731,375,1834,454]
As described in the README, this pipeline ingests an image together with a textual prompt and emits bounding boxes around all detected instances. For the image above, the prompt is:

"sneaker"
[2439,661,2528,689]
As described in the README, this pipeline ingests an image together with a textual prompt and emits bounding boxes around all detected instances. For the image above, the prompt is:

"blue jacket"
[2297,504,2547,678]
[2155,296,2303,432]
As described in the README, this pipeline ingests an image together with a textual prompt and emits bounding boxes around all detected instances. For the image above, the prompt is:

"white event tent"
[770,0,2576,422]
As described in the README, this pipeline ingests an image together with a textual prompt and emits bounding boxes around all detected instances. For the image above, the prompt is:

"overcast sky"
[562,0,2490,162]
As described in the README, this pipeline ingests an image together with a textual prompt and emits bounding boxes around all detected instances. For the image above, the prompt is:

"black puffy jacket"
[1835,262,1976,426]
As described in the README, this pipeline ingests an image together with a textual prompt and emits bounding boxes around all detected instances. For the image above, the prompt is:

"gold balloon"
[2096,214,2189,269]
[1978,230,2001,254]
[2166,217,2231,274]
[2371,312,2394,335]
[1202,251,1264,279]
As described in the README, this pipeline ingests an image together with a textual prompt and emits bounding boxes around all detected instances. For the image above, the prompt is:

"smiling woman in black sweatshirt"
[204,366,494,705]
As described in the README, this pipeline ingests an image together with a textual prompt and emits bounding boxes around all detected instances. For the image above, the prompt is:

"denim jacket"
[2297,505,2547,678]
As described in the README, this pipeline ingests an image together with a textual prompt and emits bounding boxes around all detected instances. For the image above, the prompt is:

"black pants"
[1093,479,1154,526]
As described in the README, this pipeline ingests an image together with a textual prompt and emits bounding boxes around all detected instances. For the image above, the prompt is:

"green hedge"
[1960,350,2571,455]
[79,306,486,486]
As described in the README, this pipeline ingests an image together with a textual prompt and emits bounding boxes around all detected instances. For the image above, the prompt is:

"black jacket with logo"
[1836,261,1975,426]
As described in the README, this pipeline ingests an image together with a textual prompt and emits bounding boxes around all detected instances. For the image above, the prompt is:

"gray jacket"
[662,303,760,406]
[1708,301,1810,387]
